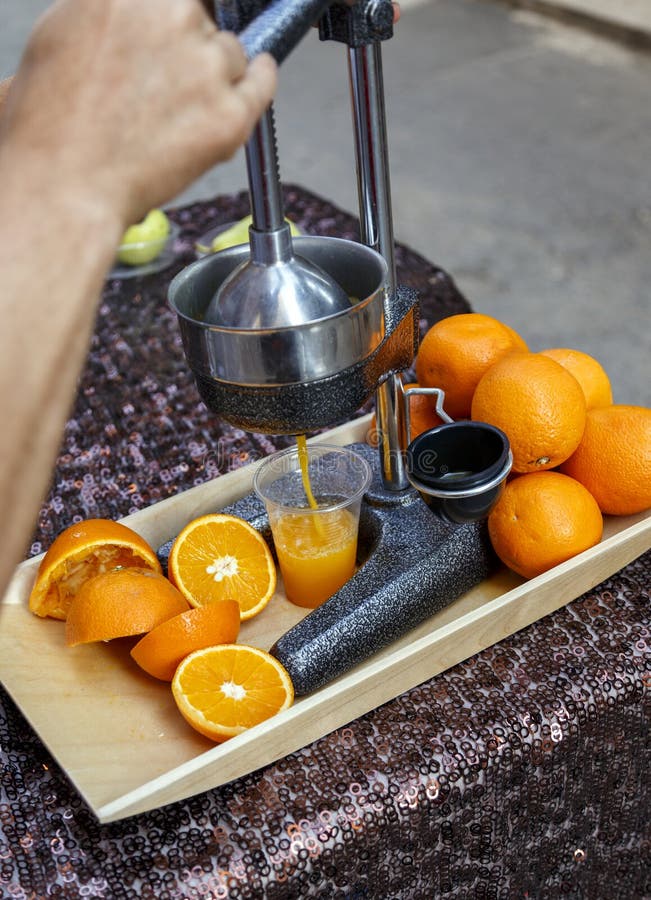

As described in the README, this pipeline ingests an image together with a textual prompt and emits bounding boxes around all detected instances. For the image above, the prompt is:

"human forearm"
[0,0,276,594]
[0,150,123,589]
[0,78,11,114]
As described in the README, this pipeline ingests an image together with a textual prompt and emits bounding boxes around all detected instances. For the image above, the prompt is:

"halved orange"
[130,600,241,681]
[29,518,161,620]
[167,514,276,621]
[65,567,189,646]
[171,644,294,742]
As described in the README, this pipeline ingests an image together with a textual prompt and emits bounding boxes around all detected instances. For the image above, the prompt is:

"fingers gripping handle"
[237,0,334,63]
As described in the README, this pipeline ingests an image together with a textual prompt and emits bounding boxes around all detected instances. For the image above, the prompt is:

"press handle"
[239,0,335,63]
[402,385,453,444]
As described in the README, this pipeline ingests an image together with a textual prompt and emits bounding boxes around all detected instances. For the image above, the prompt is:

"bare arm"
[0,78,11,112]
[0,0,277,592]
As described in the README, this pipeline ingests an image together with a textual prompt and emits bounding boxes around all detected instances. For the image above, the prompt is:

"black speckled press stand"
[172,442,498,696]
[270,443,498,694]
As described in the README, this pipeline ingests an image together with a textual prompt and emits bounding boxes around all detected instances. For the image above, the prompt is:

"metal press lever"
[237,0,336,62]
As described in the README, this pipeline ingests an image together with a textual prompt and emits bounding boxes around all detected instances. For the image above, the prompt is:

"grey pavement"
[485,0,651,50]
[2,0,649,406]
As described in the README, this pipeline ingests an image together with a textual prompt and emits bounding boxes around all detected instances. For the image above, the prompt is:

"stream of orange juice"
[272,436,358,608]
[297,434,319,512]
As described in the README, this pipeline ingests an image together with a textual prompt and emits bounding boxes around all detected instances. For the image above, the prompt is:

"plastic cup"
[253,444,372,608]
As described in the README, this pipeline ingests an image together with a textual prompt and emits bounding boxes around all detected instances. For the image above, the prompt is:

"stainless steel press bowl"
[169,235,388,387]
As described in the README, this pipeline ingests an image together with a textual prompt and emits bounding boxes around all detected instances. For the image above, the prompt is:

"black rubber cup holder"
[406,421,512,525]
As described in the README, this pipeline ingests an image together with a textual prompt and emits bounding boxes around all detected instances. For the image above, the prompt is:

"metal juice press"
[168,0,512,694]
[170,0,417,491]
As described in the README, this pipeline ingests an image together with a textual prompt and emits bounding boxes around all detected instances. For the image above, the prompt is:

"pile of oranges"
[412,312,650,579]
[29,515,292,742]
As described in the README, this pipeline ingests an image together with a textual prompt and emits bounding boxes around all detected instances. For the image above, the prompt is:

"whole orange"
[540,347,613,409]
[471,352,586,473]
[502,322,529,352]
[560,405,651,515]
[488,471,603,579]
[415,313,528,420]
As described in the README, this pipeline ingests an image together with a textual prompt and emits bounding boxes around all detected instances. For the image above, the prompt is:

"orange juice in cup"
[253,443,372,609]
[271,506,359,608]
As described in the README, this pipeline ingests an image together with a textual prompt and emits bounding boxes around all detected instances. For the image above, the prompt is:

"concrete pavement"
[485,0,651,50]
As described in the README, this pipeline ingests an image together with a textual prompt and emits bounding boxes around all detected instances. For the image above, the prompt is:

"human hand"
[0,0,277,228]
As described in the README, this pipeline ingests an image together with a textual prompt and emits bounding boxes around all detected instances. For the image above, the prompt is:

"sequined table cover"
[1,187,649,899]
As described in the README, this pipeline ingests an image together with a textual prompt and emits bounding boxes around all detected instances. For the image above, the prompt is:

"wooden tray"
[1,415,649,823]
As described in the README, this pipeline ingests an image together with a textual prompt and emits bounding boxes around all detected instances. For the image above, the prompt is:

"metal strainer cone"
[204,106,351,328]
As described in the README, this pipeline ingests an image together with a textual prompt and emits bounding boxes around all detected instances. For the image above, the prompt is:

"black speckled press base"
[270,443,498,694]
[162,442,498,696]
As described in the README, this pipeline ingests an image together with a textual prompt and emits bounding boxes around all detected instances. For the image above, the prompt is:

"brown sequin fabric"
[1,188,649,899]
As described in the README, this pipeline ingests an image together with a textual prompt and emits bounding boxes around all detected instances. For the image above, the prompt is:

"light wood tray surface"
[1,416,649,823]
